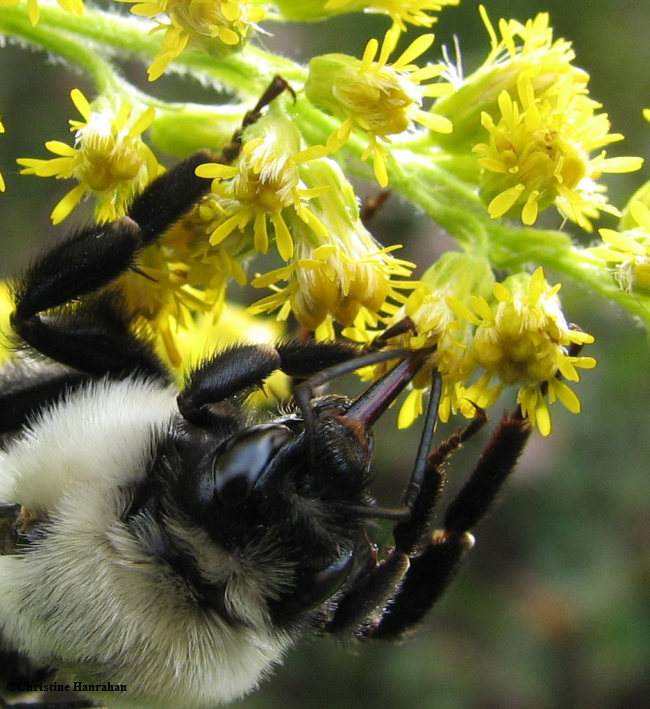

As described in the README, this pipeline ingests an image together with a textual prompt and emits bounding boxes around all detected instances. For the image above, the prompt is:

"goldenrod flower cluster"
[450,267,596,436]
[432,8,642,230]
[349,255,595,436]
[7,0,646,437]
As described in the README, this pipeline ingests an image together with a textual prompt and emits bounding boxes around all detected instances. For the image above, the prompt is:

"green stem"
[548,249,650,327]
[0,4,307,97]
[0,5,119,94]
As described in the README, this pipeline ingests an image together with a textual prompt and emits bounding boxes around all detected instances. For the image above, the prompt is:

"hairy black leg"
[177,340,363,427]
[12,149,224,330]
[323,379,483,636]
[128,150,219,244]
[443,410,532,534]
[370,411,532,639]
[178,344,283,426]
[324,550,409,636]
[12,218,141,326]
[10,148,240,377]
[393,393,488,555]
[10,155,213,378]
[12,293,168,380]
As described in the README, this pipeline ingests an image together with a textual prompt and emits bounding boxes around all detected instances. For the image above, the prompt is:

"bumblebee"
[0,82,530,708]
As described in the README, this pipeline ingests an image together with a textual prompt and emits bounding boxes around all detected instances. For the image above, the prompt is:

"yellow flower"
[306,24,452,186]
[323,0,459,31]
[433,7,642,230]
[590,201,650,292]
[474,78,641,230]
[195,113,329,262]
[0,0,84,26]
[247,158,415,339]
[114,0,266,81]
[353,252,494,428]
[450,267,596,436]
[17,89,163,224]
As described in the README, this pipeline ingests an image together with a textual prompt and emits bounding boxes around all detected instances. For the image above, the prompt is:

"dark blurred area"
[1,1,649,708]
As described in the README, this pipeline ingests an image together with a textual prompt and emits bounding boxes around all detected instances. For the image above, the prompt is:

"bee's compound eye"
[212,424,292,506]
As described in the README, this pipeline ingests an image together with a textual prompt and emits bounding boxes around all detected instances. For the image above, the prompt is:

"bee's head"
[151,398,375,627]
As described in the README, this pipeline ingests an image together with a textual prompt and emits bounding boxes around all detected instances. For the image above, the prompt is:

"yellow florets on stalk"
[195,113,329,263]
[449,267,596,436]
[17,89,163,224]
[433,6,642,230]
[361,257,596,436]
[114,0,266,81]
[247,157,416,340]
[305,24,453,186]
[0,2,608,434]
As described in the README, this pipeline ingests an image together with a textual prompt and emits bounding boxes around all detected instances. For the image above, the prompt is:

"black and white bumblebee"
[0,82,530,708]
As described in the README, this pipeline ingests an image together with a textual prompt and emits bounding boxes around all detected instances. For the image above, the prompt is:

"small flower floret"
[590,201,650,292]
[17,89,162,224]
[195,113,329,262]
[434,7,642,229]
[115,0,266,81]
[306,24,452,186]
[247,158,416,339]
[450,267,596,435]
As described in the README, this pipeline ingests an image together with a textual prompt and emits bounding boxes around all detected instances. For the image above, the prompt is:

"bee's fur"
[0,376,294,707]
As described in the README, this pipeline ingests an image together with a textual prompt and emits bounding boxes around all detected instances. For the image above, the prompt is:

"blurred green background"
[1,1,649,708]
